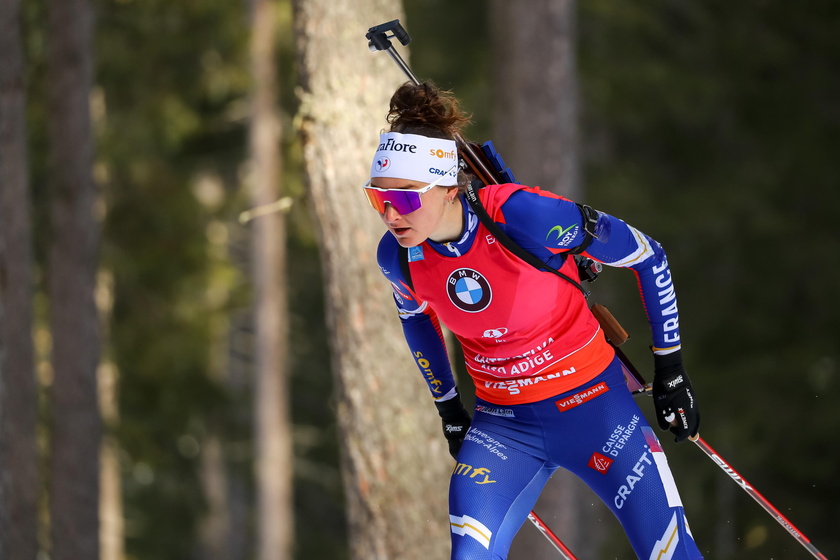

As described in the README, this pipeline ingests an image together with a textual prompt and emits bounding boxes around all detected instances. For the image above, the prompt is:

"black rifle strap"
[398,182,595,297]
[463,181,587,296]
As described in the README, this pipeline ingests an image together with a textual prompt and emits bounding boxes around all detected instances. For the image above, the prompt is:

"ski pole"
[691,436,828,560]
[592,304,828,559]
[527,511,579,560]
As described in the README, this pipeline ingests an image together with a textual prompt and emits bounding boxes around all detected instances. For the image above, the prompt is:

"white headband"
[370,132,459,186]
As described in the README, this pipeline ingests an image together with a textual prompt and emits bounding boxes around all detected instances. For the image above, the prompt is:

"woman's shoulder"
[477,183,579,225]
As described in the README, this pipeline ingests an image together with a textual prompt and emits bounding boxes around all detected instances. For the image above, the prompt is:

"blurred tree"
[292,2,452,558]
[488,1,613,557]
[490,0,581,197]
[18,0,342,557]
[245,0,294,558]
[99,343,124,560]
[94,0,249,557]
[0,0,40,557]
[46,0,102,558]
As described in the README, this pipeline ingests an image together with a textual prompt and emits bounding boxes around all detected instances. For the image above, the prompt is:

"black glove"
[652,350,700,443]
[434,392,471,459]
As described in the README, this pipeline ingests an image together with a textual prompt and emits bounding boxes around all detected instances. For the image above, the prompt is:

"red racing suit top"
[404,185,613,404]
[376,183,682,407]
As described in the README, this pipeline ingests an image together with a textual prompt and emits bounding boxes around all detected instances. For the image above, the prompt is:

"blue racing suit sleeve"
[376,234,459,401]
[501,189,681,354]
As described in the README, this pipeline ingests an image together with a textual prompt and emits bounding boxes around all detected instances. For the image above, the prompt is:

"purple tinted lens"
[363,188,423,214]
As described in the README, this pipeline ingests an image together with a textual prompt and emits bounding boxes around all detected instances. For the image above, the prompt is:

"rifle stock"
[458,140,505,185]
[590,304,649,393]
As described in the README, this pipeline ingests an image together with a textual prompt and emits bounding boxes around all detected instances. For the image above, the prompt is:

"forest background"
[1,0,838,559]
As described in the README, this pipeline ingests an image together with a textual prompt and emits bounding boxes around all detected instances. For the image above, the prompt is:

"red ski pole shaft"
[527,511,579,559]
[692,436,828,560]
[593,304,827,557]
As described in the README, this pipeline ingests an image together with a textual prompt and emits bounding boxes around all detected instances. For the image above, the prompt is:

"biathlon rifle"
[367,20,516,187]
[368,19,579,559]
[366,20,602,297]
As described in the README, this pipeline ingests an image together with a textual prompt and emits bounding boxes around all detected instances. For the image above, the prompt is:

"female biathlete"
[363,81,704,560]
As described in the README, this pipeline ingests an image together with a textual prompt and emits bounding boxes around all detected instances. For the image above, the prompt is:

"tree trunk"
[0,0,40,557]
[46,0,102,558]
[198,435,232,560]
[99,360,124,560]
[96,270,123,560]
[221,306,255,560]
[490,1,608,557]
[491,0,581,199]
[292,2,451,558]
[247,0,295,558]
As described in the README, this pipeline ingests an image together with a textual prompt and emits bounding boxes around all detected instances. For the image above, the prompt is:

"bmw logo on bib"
[446,268,492,313]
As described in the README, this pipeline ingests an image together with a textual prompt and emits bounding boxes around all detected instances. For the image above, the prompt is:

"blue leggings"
[449,357,703,559]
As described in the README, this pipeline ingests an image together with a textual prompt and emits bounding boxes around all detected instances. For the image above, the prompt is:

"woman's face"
[368,177,459,247]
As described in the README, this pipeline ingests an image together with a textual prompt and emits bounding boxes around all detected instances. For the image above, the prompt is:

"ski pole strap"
[464,181,588,297]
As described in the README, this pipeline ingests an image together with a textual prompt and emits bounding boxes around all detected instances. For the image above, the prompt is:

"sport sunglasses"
[363,164,459,215]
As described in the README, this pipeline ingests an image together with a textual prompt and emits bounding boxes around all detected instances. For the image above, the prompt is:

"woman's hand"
[652,350,700,443]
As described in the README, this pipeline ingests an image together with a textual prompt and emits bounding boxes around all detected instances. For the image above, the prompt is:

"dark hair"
[387,82,474,189]
[387,81,471,140]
